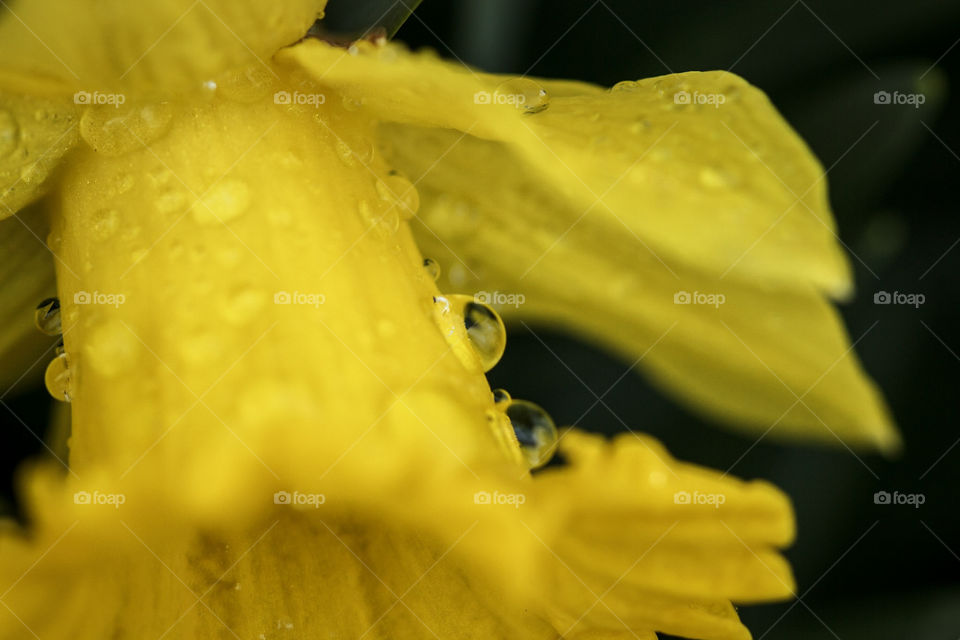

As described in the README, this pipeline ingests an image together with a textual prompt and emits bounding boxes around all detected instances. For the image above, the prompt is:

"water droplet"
[359,199,398,234]
[222,288,265,325]
[90,208,120,241]
[336,139,357,167]
[376,174,419,219]
[505,400,558,469]
[46,231,62,253]
[611,80,640,93]
[45,353,72,402]
[35,297,61,335]
[492,388,511,406]
[191,179,250,225]
[494,78,550,114]
[0,109,19,158]
[79,102,174,157]
[341,95,363,111]
[422,258,441,281]
[83,320,138,378]
[156,189,187,214]
[698,167,735,189]
[432,294,506,373]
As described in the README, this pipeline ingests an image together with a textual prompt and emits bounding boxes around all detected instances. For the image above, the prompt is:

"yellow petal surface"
[279,40,850,295]
[1,90,79,216]
[0,208,58,395]
[384,125,898,452]
[0,62,796,640]
[0,0,325,96]
[531,431,794,640]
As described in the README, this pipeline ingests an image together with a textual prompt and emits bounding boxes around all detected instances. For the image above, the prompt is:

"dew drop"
[0,109,19,158]
[611,80,640,93]
[698,167,735,189]
[505,400,558,469]
[422,258,441,281]
[90,208,120,241]
[494,78,550,114]
[79,102,174,157]
[83,320,138,378]
[492,388,511,406]
[336,139,357,167]
[191,179,250,225]
[155,189,187,214]
[376,174,419,219]
[34,297,61,335]
[432,294,506,373]
[45,353,72,402]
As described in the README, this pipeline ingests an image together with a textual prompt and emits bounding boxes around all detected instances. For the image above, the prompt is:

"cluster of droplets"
[35,297,71,402]
[425,260,558,468]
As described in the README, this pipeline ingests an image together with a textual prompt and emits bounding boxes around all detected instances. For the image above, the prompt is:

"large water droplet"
[432,294,506,372]
[35,297,61,335]
[422,258,441,281]
[79,102,174,156]
[494,79,550,114]
[505,400,558,469]
[191,179,250,225]
[44,353,72,402]
[0,109,20,158]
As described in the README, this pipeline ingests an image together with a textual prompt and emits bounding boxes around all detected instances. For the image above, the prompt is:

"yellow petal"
[1,91,80,216]
[0,0,326,95]
[0,208,57,395]
[279,40,850,294]
[379,123,897,452]
[0,61,798,640]
[530,431,794,640]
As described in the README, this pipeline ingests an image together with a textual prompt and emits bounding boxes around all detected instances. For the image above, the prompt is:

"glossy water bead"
[34,297,62,336]
[432,294,507,373]
[505,400,558,469]
[44,353,72,402]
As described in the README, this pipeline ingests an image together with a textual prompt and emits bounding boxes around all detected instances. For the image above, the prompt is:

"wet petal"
[381,124,899,452]
[531,431,795,640]
[280,40,850,294]
[0,91,79,217]
[0,0,326,95]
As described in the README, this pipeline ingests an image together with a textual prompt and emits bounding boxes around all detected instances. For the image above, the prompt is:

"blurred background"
[4,1,960,638]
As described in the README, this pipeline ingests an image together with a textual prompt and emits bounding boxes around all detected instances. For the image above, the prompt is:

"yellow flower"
[0,1,896,639]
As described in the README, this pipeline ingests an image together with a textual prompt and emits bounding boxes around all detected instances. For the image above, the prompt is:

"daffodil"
[0,1,897,639]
